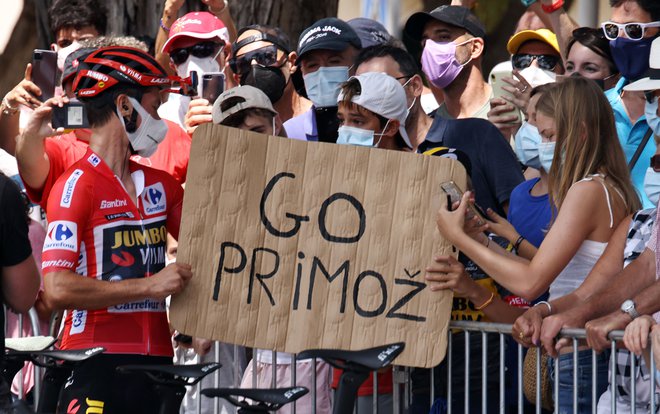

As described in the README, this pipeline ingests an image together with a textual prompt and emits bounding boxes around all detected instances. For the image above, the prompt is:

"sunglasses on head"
[511,54,560,71]
[572,27,606,40]
[601,21,660,41]
[169,41,224,66]
[229,45,284,75]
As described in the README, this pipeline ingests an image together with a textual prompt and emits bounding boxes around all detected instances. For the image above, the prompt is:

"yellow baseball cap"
[507,29,560,55]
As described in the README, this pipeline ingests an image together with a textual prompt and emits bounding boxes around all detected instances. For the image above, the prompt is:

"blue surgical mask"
[336,122,389,147]
[537,141,556,172]
[644,167,660,206]
[645,96,660,137]
[303,66,349,107]
[514,122,542,169]
[337,125,375,146]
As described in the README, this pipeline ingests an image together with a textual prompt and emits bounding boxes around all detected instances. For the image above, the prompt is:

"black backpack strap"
[628,128,654,171]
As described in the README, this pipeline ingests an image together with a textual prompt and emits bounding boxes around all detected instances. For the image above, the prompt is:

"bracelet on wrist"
[513,235,525,251]
[1,96,18,115]
[475,292,495,310]
[541,0,564,13]
[159,18,171,32]
[534,300,553,315]
[208,0,229,14]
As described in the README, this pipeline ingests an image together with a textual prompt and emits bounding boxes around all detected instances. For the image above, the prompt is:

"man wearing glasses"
[158,11,230,131]
[230,25,312,123]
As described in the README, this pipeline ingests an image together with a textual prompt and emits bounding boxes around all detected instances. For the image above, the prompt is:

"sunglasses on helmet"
[169,41,224,66]
[601,21,660,41]
[229,45,285,75]
[511,54,560,71]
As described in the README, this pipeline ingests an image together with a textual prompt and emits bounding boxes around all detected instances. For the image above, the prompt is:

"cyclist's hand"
[149,263,192,299]
[184,98,212,136]
[21,96,69,141]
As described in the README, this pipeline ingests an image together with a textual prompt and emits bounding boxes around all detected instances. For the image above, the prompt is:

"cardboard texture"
[170,124,467,368]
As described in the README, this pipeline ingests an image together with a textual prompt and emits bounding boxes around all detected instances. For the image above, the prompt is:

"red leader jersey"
[23,119,191,208]
[42,148,184,356]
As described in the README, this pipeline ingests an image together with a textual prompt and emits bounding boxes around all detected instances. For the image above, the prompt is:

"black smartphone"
[173,333,193,344]
[52,100,89,129]
[201,72,225,104]
[32,49,58,102]
[440,181,488,225]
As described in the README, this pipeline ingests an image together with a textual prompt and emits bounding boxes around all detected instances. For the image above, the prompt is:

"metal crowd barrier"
[4,306,42,405]
[9,317,660,413]
[180,321,660,414]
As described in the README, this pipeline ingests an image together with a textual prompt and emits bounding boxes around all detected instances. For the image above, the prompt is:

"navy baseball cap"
[404,5,486,42]
[296,18,362,64]
[347,17,392,48]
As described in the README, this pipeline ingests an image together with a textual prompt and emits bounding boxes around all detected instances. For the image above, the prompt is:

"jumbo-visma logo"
[43,221,78,252]
[141,183,166,215]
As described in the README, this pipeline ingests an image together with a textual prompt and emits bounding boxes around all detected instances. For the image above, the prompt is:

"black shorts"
[57,354,171,414]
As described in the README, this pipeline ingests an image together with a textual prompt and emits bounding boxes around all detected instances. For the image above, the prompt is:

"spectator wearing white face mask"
[158,12,230,131]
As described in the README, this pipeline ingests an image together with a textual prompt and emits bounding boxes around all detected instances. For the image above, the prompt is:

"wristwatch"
[620,299,640,320]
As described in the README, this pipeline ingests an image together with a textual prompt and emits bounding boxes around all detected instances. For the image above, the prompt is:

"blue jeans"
[548,349,609,414]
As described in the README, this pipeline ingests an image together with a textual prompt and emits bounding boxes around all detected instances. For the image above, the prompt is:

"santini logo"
[44,221,78,252]
[100,199,128,209]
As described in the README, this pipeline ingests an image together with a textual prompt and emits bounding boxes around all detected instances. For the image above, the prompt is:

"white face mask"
[57,41,81,72]
[175,53,221,78]
[645,96,660,137]
[644,167,660,206]
[519,66,556,88]
[117,96,169,157]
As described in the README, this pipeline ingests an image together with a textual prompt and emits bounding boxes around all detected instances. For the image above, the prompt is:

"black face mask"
[240,65,287,103]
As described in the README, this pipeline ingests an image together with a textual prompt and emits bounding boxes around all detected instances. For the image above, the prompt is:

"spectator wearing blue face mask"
[336,72,413,151]
[284,18,362,143]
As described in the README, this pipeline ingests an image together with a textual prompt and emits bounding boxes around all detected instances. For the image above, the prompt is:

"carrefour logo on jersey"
[141,183,166,215]
[44,221,78,252]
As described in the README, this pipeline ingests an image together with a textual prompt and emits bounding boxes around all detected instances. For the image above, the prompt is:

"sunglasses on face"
[511,54,560,71]
[601,21,660,41]
[170,41,224,65]
[229,45,284,75]
[644,91,660,104]
[652,154,660,172]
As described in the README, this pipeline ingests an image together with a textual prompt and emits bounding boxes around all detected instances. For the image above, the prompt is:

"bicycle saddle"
[5,336,56,352]
[7,346,105,363]
[297,342,405,371]
[117,363,221,386]
[201,386,308,410]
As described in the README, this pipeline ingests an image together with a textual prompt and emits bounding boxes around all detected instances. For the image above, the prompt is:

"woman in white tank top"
[435,78,641,413]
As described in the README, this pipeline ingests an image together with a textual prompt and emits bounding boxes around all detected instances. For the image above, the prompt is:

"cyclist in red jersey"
[23,47,193,413]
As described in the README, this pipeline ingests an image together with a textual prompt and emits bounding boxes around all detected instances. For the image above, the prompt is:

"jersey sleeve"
[42,168,91,274]
[22,138,70,208]
[0,177,32,266]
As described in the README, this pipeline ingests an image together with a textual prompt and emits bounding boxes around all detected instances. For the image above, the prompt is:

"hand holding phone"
[32,49,58,102]
[51,99,89,130]
[200,72,225,104]
[440,181,488,226]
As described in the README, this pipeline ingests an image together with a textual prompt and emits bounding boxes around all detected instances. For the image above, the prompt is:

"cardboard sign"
[170,124,467,368]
